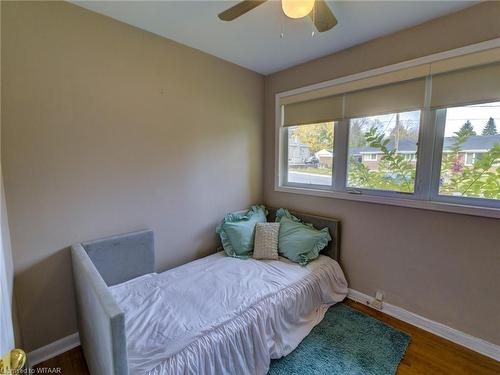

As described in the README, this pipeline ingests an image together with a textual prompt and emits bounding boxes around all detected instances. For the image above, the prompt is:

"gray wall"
[3,0,500,354]
[1,1,263,351]
[264,2,500,345]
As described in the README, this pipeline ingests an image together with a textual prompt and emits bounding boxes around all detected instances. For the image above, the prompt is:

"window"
[403,153,417,161]
[347,110,421,193]
[286,122,334,187]
[363,154,378,161]
[464,153,475,166]
[437,101,500,200]
[276,51,500,217]
[464,152,484,166]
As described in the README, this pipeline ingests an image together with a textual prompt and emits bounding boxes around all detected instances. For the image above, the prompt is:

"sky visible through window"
[444,101,500,136]
[364,111,420,136]
[362,102,500,137]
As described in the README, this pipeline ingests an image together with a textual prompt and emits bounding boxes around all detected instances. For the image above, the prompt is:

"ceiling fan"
[218,0,337,33]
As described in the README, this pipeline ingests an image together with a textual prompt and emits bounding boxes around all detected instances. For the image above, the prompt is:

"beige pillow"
[253,222,280,260]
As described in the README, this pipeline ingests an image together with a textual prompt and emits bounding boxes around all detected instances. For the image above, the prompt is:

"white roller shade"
[431,62,500,109]
[430,47,500,75]
[283,94,343,126]
[280,64,429,105]
[344,78,426,118]
[280,48,500,124]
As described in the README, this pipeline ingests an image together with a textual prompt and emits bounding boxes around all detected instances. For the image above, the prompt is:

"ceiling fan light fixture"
[282,0,315,19]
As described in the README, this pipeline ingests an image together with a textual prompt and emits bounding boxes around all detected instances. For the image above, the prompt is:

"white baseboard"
[27,292,500,365]
[348,289,500,362]
[28,332,80,366]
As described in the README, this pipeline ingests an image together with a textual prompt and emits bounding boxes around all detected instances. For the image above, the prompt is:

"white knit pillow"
[253,223,280,260]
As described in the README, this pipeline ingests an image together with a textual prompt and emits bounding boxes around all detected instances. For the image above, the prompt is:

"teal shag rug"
[268,303,410,375]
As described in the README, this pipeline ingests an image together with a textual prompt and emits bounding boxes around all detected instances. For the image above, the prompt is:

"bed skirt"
[138,260,347,375]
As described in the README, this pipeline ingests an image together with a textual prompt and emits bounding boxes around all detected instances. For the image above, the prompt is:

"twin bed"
[71,209,348,375]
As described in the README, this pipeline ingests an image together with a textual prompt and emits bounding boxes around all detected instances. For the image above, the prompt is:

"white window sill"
[275,185,500,219]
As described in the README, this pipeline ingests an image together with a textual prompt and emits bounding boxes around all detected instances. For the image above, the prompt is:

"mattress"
[109,252,348,375]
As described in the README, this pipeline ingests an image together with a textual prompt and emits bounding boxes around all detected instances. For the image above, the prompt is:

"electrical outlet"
[371,290,384,310]
[371,299,383,310]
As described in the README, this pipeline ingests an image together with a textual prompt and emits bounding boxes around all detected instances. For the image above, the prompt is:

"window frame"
[283,123,336,191]
[464,153,475,167]
[403,153,417,161]
[274,39,500,219]
[343,110,424,200]
[429,108,500,210]
[462,152,485,166]
[344,110,424,198]
[362,153,378,161]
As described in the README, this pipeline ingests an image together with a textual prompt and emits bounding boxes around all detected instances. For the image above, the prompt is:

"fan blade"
[218,0,267,21]
[310,0,337,32]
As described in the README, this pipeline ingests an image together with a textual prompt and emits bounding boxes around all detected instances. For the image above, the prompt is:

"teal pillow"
[216,205,268,258]
[275,208,331,266]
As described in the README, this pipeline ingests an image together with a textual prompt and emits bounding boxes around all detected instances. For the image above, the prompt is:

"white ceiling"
[73,1,477,75]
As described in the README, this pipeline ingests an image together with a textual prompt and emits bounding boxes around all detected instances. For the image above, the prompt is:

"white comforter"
[110,253,348,375]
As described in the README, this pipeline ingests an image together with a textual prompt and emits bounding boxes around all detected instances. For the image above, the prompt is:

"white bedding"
[110,253,348,375]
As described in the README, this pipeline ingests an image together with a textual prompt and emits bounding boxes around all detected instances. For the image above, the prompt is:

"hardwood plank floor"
[34,345,89,375]
[34,300,500,375]
[344,300,499,375]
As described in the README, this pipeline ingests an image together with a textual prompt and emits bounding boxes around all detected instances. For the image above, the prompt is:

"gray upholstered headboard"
[81,229,155,287]
[267,208,340,262]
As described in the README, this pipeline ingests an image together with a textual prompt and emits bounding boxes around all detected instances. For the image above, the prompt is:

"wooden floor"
[35,300,500,375]
[344,300,500,375]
